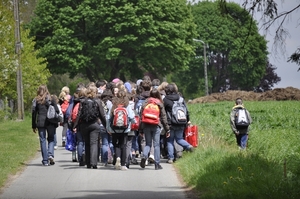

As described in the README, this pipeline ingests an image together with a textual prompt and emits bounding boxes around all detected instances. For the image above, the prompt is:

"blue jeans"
[100,126,114,163]
[236,133,248,149]
[167,125,191,160]
[76,130,85,162]
[131,131,139,152]
[142,124,161,164]
[38,125,56,164]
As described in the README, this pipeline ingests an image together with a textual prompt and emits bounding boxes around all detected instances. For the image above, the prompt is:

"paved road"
[0,127,188,199]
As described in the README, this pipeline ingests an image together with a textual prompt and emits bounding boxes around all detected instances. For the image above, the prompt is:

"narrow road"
[0,126,189,199]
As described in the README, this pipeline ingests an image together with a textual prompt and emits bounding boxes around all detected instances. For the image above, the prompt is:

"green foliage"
[176,101,300,199]
[173,1,268,98]
[0,3,50,111]
[0,115,39,188]
[27,0,197,82]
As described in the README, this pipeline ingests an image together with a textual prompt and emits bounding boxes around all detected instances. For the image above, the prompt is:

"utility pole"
[13,0,24,120]
[193,39,209,96]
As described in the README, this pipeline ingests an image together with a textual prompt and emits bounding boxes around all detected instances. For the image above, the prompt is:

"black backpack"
[234,108,250,128]
[80,98,99,122]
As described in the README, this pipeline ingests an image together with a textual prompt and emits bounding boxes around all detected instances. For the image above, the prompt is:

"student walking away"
[230,98,252,150]
[106,90,135,171]
[58,86,72,147]
[32,85,60,166]
[73,83,107,169]
[139,89,170,170]
[51,95,64,150]
[99,89,114,166]
[71,85,86,166]
[163,83,194,164]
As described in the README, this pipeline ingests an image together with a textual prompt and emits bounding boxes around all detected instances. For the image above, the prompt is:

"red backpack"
[71,102,80,123]
[141,98,160,125]
[111,105,129,133]
[61,100,69,115]
[130,115,140,131]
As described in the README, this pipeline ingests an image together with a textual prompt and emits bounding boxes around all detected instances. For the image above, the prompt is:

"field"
[176,100,300,199]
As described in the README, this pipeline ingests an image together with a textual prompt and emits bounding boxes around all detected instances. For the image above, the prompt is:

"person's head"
[112,78,120,84]
[112,87,119,97]
[152,79,160,89]
[78,87,87,98]
[51,94,59,104]
[150,88,162,102]
[165,82,178,95]
[141,80,152,91]
[61,86,70,94]
[101,89,113,103]
[235,98,243,105]
[74,83,85,98]
[157,81,168,92]
[86,83,97,98]
[143,75,151,81]
[124,82,132,93]
[36,85,50,104]
[96,80,107,94]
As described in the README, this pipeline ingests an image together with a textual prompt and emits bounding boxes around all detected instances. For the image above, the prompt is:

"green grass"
[1,101,300,199]
[176,101,300,199]
[0,114,39,188]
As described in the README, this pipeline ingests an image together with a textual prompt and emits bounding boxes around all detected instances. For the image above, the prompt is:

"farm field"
[177,98,300,199]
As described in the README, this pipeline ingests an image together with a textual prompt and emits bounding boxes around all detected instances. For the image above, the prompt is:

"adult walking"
[139,89,170,170]
[163,83,194,164]
[73,83,107,169]
[32,85,59,166]
[230,98,252,150]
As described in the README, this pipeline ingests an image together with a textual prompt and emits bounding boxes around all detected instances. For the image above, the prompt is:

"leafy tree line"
[0,1,50,114]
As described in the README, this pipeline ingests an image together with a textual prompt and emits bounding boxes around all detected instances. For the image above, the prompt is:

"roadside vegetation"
[176,101,300,199]
[0,114,39,188]
[1,101,299,199]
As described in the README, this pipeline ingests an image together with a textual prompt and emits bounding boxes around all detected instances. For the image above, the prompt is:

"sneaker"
[121,166,128,171]
[79,161,85,166]
[131,158,138,165]
[145,159,148,166]
[115,157,121,170]
[42,163,49,166]
[140,158,146,168]
[54,146,58,150]
[148,155,155,164]
[48,156,55,165]
[187,146,194,152]
[62,141,66,147]
[167,159,173,164]
[155,164,163,170]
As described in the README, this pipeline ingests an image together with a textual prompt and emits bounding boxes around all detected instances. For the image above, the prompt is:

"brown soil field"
[189,87,300,104]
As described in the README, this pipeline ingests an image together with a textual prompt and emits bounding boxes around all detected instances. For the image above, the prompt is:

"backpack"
[61,100,69,115]
[141,98,160,125]
[71,102,80,123]
[169,97,187,125]
[110,105,129,133]
[234,108,250,128]
[135,99,145,116]
[131,115,140,131]
[80,98,99,122]
[47,103,60,123]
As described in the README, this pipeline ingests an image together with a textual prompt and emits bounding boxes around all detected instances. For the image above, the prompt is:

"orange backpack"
[141,98,160,125]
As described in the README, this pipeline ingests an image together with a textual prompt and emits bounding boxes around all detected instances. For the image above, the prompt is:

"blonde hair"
[157,81,168,92]
[59,86,70,101]
[35,85,50,104]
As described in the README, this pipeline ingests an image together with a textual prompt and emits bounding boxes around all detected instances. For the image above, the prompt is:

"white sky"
[230,0,300,89]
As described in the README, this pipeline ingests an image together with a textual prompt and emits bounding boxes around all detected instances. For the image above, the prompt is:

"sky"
[231,0,300,89]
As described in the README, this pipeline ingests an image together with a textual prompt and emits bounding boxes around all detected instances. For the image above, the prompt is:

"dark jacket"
[73,97,107,129]
[163,93,190,126]
[32,96,59,129]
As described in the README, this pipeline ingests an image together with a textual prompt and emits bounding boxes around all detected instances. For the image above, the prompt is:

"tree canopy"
[220,0,300,71]
[0,2,50,108]
[28,0,197,82]
[173,1,268,97]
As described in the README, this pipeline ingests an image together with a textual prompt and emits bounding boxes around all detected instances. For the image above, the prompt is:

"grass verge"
[0,114,39,188]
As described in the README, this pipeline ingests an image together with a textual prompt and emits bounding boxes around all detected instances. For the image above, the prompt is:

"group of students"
[32,76,195,169]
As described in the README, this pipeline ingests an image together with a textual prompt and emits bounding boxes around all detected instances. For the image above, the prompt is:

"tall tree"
[0,2,50,109]
[173,1,268,97]
[220,0,300,71]
[255,61,281,92]
[27,0,197,82]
